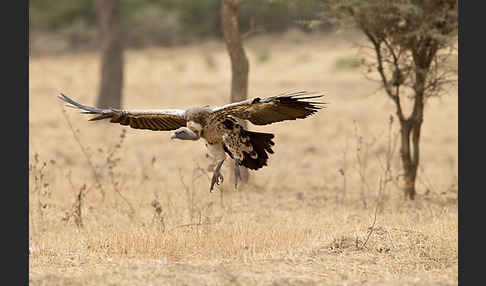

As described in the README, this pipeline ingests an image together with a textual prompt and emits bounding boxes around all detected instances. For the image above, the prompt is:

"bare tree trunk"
[366,33,435,200]
[95,0,124,109]
[398,61,429,200]
[221,0,249,183]
[337,0,456,201]
[399,102,424,200]
[399,118,418,200]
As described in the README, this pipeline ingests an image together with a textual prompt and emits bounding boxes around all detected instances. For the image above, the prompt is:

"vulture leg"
[234,160,242,190]
[210,158,225,192]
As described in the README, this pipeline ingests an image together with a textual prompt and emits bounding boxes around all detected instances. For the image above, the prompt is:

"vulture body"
[58,91,325,191]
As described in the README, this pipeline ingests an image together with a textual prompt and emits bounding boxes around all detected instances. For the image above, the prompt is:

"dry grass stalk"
[338,136,349,204]
[60,108,107,199]
[29,34,457,285]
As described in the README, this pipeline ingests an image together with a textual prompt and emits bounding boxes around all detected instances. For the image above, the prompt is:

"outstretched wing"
[209,91,326,125]
[58,93,187,131]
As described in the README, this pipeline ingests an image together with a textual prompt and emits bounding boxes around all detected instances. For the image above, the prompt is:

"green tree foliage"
[30,0,325,51]
[30,0,96,30]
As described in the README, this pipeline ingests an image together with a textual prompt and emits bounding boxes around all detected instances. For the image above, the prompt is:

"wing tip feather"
[58,92,104,115]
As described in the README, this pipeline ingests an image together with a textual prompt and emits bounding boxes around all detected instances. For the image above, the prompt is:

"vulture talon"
[210,159,225,193]
[210,171,224,191]
[58,92,326,192]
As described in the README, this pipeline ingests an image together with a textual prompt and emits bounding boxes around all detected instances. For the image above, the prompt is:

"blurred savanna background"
[29,0,458,285]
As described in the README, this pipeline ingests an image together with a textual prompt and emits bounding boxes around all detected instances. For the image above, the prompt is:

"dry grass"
[29,30,458,285]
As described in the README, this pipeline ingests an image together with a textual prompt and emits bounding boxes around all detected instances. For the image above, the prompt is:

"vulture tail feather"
[239,130,275,170]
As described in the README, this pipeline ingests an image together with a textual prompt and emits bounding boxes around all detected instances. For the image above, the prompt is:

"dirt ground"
[29,30,458,285]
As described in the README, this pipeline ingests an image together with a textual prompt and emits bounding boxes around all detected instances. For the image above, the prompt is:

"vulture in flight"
[58,91,326,192]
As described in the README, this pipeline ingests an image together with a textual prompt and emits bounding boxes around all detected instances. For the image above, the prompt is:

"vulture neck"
[185,106,212,127]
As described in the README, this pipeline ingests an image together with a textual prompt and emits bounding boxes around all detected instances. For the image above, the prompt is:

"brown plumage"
[59,93,187,131]
[58,91,326,191]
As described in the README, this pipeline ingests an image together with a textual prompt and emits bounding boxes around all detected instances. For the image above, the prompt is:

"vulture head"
[171,127,200,140]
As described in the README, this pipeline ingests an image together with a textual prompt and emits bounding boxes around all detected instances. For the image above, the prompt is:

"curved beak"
[171,127,200,141]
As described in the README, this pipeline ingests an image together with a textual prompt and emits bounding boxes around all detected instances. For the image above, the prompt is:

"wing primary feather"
[58,93,105,114]
[89,114,112,121]
[209,91,326,126]
[289,95,324,100]
[59,93,187,131]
